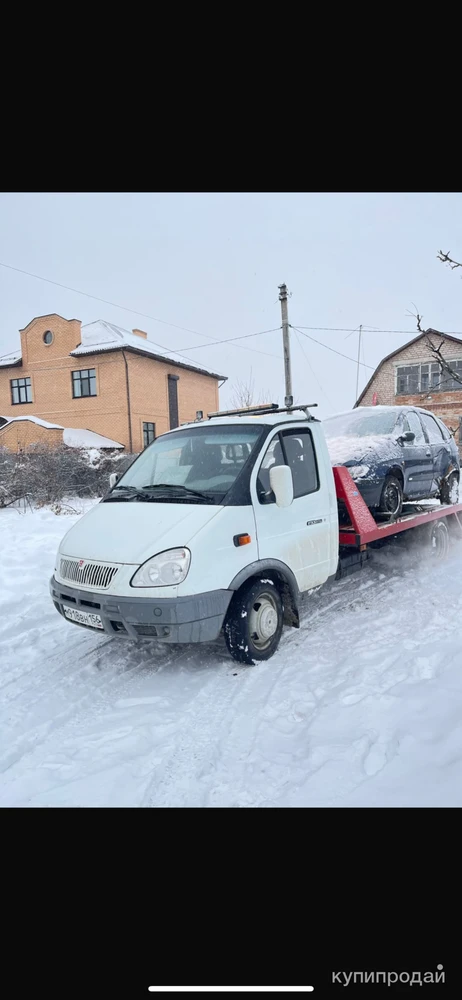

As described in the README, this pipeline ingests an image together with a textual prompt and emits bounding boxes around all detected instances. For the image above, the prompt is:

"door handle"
[426,451,431,457]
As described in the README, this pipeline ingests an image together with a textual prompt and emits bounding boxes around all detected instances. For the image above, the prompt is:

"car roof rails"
[207,402,318,419]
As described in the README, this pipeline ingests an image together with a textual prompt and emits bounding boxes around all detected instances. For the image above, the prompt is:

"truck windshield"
[110,424,263,503]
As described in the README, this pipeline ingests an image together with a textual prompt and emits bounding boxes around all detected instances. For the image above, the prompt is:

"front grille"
[59,557,119,590]
[132,624,159,637]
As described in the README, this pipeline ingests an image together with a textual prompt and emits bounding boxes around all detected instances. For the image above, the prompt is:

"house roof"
[0,415,123,449]
[71,320,226,380]
[0,350,22,368]
[1,318,227,380]
[19,313,79,332]
[355,330,462,406]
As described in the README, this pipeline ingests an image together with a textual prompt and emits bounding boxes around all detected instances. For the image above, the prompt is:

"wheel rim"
[249,591,279,650]
[383,482,401,515]
[430,522,449,560]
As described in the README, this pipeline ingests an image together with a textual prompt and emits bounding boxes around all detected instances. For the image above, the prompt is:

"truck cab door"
[253,425,332,594]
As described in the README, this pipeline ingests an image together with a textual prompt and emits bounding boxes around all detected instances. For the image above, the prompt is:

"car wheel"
[440,472,459,506]
[224,578,284,665]
[379,476,403,518]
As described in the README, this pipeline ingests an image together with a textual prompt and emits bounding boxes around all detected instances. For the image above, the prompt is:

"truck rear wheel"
[428,519,450,561]
[224,578,284,665]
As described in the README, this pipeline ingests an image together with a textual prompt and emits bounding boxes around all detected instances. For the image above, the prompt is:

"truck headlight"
[130,548,191,588]
[347,464,370,479]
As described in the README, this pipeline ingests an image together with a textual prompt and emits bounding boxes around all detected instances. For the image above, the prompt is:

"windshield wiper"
[104,485,149,502]
[105,483,215,504]
[141,484,214,503]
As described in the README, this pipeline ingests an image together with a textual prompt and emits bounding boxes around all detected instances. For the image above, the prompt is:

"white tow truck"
[50,404,462,664]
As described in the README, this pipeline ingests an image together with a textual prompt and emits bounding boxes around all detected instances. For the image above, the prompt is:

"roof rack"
[207,403,318,419]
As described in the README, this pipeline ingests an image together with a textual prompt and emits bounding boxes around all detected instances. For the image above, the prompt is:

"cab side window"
[281,429,319,498]
[256,428,319,503]
[256,435,285,503]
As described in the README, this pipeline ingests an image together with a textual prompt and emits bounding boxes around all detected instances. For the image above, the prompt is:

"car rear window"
[421,413,445,443]
[435,418,451,441]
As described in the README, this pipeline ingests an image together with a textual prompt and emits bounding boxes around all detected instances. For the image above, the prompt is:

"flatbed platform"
[333,466,462,548]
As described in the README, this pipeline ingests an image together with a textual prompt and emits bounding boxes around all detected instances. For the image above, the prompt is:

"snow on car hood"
[59,500,222,564]
[326,434,400,467]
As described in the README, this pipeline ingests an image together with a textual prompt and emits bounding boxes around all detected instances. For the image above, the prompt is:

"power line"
[163,328,282,359]
[291,326,376,369]
[295,324,462,335]
[0,260,211,342]
[292,327,335,409]
[0,326,283,367]
[3,257,461,368]
[3,259,462,342]
[0,259,282,362]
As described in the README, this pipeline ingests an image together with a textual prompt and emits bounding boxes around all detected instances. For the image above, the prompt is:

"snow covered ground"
[1,500,462,807]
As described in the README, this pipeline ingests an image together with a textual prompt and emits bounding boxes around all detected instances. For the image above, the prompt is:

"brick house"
[0,314,225,453]
[355,331,462,455]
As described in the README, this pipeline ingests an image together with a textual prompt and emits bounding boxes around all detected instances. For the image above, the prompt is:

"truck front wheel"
[224,578,284,665]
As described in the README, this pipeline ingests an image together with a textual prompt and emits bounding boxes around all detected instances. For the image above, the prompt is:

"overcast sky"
[1,192,461,419]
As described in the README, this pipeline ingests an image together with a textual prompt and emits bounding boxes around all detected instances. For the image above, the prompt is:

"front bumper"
[355,478,383,509]
[50,576,233,643]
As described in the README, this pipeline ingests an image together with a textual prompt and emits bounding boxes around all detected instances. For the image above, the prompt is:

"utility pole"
[355,324,362,402]
[278,283,293,408]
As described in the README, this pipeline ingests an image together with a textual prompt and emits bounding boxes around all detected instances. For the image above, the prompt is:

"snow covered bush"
[0,445,138,508]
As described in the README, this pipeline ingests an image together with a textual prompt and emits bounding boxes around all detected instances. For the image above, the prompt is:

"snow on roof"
[62,427,123,449]
[72,320,224,379]
[0,350,22,367]
[1,415,64,429]
[0,416,123,449]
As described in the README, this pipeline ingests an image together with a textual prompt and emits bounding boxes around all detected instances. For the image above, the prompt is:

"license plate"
[63,605,104,630]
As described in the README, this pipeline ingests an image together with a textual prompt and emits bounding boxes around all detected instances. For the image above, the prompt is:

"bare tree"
[406,306,462,392]
[437,250,462,273]
[230,369,275,409]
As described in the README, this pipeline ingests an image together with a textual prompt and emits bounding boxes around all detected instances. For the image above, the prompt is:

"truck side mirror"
[109,472,120,489]
[269,464,294,508]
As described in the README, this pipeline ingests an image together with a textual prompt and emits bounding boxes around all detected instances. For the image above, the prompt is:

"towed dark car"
[324,405,460,517]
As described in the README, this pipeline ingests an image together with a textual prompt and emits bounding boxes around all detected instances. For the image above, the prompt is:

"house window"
[72,369,97,398]
[11,377,32,404]
[396,360,462,395]
[43,330,53,345]
[143,422,156,448]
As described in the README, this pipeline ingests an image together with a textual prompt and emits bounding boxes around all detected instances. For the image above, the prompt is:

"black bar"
[207,403,318,419]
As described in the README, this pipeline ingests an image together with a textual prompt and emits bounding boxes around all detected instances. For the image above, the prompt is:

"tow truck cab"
[50,404,339,663]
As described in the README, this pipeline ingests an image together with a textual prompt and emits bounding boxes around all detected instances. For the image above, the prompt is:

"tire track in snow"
[141,647,293,807]
[2,530,460,805]
[0,634,189,777]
